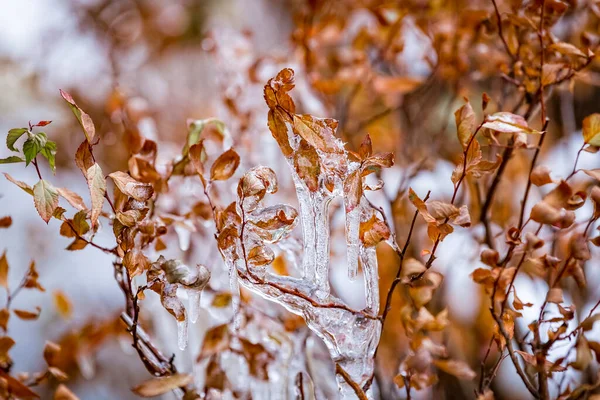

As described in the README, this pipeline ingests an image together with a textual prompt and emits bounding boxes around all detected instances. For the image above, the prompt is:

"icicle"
[314,193,331,299]
[188,290,201,324]
[345,206,360,281]
[293,174,317,283]
[177,319,188,350]
[174,223,191,251]
[360,246,379,314]
[229,260,241,329]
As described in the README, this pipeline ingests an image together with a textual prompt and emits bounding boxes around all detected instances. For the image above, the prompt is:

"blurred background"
[1,0,600,399]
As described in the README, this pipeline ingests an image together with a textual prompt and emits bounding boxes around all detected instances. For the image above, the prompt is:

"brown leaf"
[433,359,476,380]
[0,309,9,332]
[359,134,373,158]
[292,114,342,154]
[294,139,320,192]
[0,216,12,228]
[108,171,154,202]
[198,324,230,359]
[14,307,41,320]
[359,214,391,247]
[43,341,61,367]
[343,170,363,213]
[483,112,539,134]
[3,173,33,195]
[74,140,94,177]
[455,101,476,148]
[210,149,240,181]
[54,384,78,400]
[57,188,86,210]
[53,290,73,319]
[60,89,95,143]
[583,114,600,146]
[188,142,206,176]
[132,373,193,397]
[372,76,423,94]
[0,251,7,289]
[531,166,553,186]
[86,163,105,227]
[0,369,40,398]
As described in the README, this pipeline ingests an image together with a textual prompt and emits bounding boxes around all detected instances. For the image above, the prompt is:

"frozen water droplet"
[174,224,191,251]
[188,290,201,324]
[177,319,188,350]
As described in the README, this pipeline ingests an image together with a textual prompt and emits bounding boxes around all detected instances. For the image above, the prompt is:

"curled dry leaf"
[210,148,240,181]
[531,165,553,186]
[483,112,539,135]
[59,89,95,143]
[108,171,154,202]
[13,306,41,320]
[131,373,193,397]
[454,101,476,148]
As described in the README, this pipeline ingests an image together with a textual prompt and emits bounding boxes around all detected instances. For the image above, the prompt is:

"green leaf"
[0,156,25,164]
[40,140,57,173]
[33,179,59,224]
[59,89,95,143]
[86,163,106,227]
[23,132,47,166]
[7,128,27,152]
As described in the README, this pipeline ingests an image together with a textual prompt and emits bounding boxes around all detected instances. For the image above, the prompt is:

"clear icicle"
[293,175,317,283]
[229,261,241,329]
[177,319,188,350]
[314,194,331,299]
[188,290,201,324]
[345,206,360,281]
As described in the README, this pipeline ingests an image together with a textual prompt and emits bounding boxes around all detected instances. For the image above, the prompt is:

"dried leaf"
[0,252,7,289]
[86,163,106,227]
[132,373,193,397]
[4,173,33,195]
[53,290,73,319]
[292,114,342,154]
[57,188,86,210]
[583,114,600,146]
[59,89,95,143]
[74,140,94,177]
[433,359,476,380]
[531,166,553,186]
[210,149,240,181]
[483,112,539,134]
[14,307,41,320]
[108,171,154,202]
[0,216,12,229]
[455,101,476,148]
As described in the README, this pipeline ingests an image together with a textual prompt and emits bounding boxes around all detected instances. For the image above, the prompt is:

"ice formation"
[214,69,388,398]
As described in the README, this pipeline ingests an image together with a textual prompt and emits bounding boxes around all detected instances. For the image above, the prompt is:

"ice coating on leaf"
[213,68,389,397]
[177,319,188,351]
